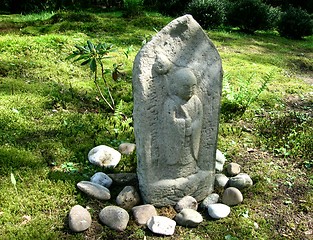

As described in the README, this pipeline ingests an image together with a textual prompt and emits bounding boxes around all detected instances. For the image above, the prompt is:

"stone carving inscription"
[132,15,223,206]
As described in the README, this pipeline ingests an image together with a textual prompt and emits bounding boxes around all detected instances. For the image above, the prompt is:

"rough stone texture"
[108,173,138,186]
[88,145,121,168]
[228,173,253,189]
[99,206,129,231]
[207,203,231,219]
[174,209,203,227]
[200,193,219,209]
[222,187,243,206]
[215,149,226,172]
[132,204,158,225]
[226,162,241,176]
[116,186,141,210]
[133,14,223,207]
[77,181,111,200]
[90,172,113,188]
[175,196,198,212]
[118,143,136,155]
[215,173,229,188]
[68,205,92,232]
[147,216,176,236]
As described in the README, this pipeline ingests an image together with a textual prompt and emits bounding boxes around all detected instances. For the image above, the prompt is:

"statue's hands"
[185,117,192,136]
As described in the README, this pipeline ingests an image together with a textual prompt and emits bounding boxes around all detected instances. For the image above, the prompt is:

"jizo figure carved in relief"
[132,15,223,206]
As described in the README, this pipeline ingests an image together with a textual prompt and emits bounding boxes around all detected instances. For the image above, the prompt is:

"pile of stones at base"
[68,144,253,236]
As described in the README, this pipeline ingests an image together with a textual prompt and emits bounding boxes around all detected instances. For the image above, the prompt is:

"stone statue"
[132,15,223,206]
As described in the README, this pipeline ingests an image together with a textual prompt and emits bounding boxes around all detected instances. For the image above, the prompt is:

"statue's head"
[169,68,197,101]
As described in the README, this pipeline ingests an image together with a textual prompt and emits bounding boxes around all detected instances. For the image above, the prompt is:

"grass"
[0,10,312,239]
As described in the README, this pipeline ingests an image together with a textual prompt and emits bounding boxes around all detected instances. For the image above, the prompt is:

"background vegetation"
[0,4,312,240]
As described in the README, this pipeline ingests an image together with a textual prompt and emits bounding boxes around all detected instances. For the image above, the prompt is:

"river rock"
[226,162,241,176]
[132,204,158,225]
[108,173,138,185]
[200,193,219,209]
[77,181,111,200]
[216,149,226,172]
[118,143,136,155]
[147,216,176,236]
[90,172,113,188]
[68,205,92,232]
[228,173,253,189]
[175,196,198,212]
[88,145,121,168]
[222,187,243,206]
[99,206,129,231]
[174,209,203,227]
[215,173,229,188]
[207,203,231,219]
[116,186,141,210]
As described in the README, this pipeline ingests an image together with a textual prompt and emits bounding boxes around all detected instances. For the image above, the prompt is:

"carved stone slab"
[132,15,223,206]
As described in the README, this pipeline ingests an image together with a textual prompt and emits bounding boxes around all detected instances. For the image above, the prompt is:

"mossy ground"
[0,11,312,239]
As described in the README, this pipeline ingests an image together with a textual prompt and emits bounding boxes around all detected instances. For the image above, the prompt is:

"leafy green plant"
[122,0,144,18]
[221,72,273,121]
[67,40,126,112]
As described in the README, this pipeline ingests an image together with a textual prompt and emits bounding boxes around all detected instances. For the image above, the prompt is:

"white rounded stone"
[222,187,243,206]
[88,145,121,168]
[118,143,136,155]
[68,205,92,232]
[99,206,129,231]
[147,216,176,236]
[175,209,203,227]
[175,196,198,212]
[200,193,219,209]
[215,173,229,188]
[132,204,158,225]
[216,149,227,172]
[77,181,111,200]
[207,203,231,219]
[228,173,253,189]
[226,162,241,176]
[90,172,113,188]
[116,186,141,210]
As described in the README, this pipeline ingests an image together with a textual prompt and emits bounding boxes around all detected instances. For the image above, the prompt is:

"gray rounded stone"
[132,204,158,225]
[77,181,111,200]
[215,173,229,188]
[68,205,92,232]
[99,206,129,231]
[88,145,121,168]
[118,143,136,155]
[116,186,141,210]
[207,203,231,219]
[147,216,176,236]
[90,172,113,188]
[216,149,227,172]
[200,193,219,209]
[222,187,243,206]
[174,209,203,227]
[226,162,241,176]
[228,173,253,189]
[175,196,198,212]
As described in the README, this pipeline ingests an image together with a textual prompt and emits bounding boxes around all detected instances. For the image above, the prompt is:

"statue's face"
[175,70,197,101]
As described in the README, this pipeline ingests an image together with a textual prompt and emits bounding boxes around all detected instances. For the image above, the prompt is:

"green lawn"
[0,11,312,239]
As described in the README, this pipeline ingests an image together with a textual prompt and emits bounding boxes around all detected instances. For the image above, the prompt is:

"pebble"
[222,187,243,206]
[228,173,253,189]
[215,173,229,188]
[200,193,219,209]
[207,203,231,219]
[174,209,203,227]
[216,149,227,172]
[68,205,92,232]
[108,173,138,185]
[88,145,121,168]
[147,216,176,236]
[116,186,141,210]
[118,143,136,155]
[175,196,198,212]
[77,181,111,201]
[226,162,241,176]
[99,206,129,231]
[132,204,158,225]
[90,172,113,188]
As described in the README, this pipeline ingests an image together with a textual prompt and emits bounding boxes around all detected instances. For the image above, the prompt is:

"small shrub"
[226,0,270,33]
[267,6,282,29]
[186,0,226,29]
[277,6,313,39]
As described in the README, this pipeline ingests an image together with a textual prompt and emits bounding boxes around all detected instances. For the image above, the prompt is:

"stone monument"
[132,15,223,206]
